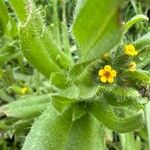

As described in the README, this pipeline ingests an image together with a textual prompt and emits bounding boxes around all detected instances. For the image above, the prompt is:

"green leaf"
[0,95,51,118]
[6,16,18,38]
[72,103,87,121]
[57,84,79,99]
[50,72,71,89]
[100,86,142,108]
[20,3,73,78]
[0,0,9,36]
[0,89,13,102]
[22,103,72,150]
[137,127,148,141]
[56,84,99,101]
[69,61,92,78]
[52,95,74,112]
[136,46,150,69]
[72,0,122,61]
[51,0,61,46]
[65,113,106,150]
[12,120,32,135]
[61,21,70,56]
[134,32,150,50]
[145,102,150,148]
[20,23,60,78]
[126,70,150,85]
[91,101,144,133]
[123,14,149,34]
[0,45,20,65]
[120,133,141,150]
[140,0,150,6]
[78,85,99,100]
[9,0,26,22]
[69,60,98,86]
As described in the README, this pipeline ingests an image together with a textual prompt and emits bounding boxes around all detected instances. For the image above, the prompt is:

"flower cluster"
[98,44,138,83]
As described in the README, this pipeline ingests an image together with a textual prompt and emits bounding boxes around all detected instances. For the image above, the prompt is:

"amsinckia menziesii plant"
[1,0,150,149]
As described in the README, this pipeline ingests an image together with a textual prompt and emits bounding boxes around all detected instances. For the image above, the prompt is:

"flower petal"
[127,44,135,51]
[98,69,105,76]
[132,50,138,56]
[110,70,117,77]
[104,65,111,71]
[100,76,107,83]
[108,76,114,83]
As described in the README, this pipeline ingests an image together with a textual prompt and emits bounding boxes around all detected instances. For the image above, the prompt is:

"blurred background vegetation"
[0,0,150,149]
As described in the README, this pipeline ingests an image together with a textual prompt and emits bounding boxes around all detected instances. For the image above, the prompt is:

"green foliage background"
[0,0,150,150]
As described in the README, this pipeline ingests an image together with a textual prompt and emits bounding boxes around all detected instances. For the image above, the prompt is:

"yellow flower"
[20,87,28,94]
[129,62,136,71]
[98,65,117,83]
[125,44,138,56]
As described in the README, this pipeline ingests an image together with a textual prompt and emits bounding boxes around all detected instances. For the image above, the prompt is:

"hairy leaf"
[20,3,72,78]
[134,32,150,50]
[126,70,150,85]
[72,103,87,121]
[22,103,72,150]
[91,101,144,133]
[65,113,106,150]
[73,0,122,61]
[120,133,141,150]
[0,95,50,118]
[52,95,74,112]
[136,46,150,69]
[123,14,148,34]
[145,102,150,148]
[9,0,26,22]
[50,72,71,89]
[0,0,9,36]
[56,84,100,101]
[99,86,142,108]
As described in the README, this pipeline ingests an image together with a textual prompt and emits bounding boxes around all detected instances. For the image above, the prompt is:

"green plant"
[0,0,150,149]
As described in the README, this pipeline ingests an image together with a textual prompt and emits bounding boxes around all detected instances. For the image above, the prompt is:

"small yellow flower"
[20,87,28,94]
[98,65,117,83]
[129,62,136,71]
[125,44,138,56]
